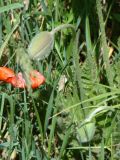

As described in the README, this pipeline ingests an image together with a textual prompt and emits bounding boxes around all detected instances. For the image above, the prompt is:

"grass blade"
[0,3,24,13]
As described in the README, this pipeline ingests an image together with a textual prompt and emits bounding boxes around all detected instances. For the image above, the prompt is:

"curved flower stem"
[51,24,76,35]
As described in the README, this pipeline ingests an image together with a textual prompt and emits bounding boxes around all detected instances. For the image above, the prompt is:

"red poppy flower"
[0,67,45,89]
[9,71,45,89]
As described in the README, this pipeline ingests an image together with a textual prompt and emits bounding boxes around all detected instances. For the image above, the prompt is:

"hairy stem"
[51,24,76,35]
[96,0,113,86]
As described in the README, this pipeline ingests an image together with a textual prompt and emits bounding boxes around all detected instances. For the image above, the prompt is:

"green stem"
[73,30,86,118]
[51,24,76,35]
[96,0,113,86]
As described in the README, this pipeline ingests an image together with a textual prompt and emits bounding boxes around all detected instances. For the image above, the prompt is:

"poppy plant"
[0,67,45,89]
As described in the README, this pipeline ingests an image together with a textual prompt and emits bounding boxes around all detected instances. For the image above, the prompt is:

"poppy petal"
[9,73,26,88]
[0,67,15,81]
[30,70,45,89]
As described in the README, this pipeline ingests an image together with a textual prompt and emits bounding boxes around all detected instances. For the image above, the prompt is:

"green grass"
[0,0,120,159]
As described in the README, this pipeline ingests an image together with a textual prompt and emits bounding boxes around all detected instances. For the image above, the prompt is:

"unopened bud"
[28,31,54,60]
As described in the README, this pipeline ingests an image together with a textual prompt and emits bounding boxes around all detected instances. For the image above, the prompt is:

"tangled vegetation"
[0,0,120,159]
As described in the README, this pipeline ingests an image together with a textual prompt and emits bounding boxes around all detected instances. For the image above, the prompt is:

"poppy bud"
[28,31,54,60]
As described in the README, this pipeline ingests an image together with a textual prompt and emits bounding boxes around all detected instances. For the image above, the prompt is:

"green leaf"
[112,13,120,23]
[85,15,92,53]
[0,3,24,13]
[77,122,96,143]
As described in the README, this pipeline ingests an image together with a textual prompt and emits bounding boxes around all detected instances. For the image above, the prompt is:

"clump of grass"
[0,0,120,159]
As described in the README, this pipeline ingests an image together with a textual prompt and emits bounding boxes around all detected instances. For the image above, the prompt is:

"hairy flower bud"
[28,31,54,60]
